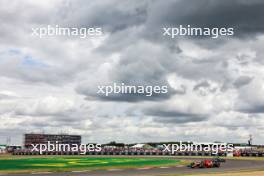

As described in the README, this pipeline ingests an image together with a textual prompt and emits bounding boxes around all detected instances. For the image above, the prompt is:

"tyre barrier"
[12,151,264,157]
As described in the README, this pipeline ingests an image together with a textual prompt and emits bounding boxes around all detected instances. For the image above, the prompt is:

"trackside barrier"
[12,150,264,157]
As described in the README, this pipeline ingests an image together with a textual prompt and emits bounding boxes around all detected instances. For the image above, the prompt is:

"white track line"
[175,165,184,167]
[71,170,90,173]
[136,167,151,170]
[159,166,170,169]
[107,169,123,171]
[32,172,52,174]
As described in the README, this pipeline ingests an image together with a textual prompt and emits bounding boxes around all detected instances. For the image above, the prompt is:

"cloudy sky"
[1,0,264,145]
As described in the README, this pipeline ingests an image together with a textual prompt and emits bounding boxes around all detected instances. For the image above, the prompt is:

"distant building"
[130,143,153,149]
[24,133,81,148]
[0,145,6,154]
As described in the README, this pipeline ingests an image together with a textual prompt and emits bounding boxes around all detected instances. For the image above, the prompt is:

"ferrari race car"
[188,158,226,168]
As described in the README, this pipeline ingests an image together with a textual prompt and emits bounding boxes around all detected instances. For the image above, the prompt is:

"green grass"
[0,156,183,174]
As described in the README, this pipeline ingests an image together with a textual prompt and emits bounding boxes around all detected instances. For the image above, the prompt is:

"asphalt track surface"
[2,157,264,176]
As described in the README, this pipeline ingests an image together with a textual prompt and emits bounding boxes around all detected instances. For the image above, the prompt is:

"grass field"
[0,155,184,174]
[1,155,264,175]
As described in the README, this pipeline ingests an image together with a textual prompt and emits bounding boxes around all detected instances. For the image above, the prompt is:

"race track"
[2,157,264,176]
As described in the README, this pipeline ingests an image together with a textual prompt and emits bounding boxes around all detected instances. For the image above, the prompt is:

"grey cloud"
[0,52,73,84]
[77,81,177,102]
[146,109,207,124]
[58,0,264,40]
[146,0,264,38]
[193,81,217,96]
[58,0,148,32]
[233,76,253,88]
[235,78,264,114]
[143,101,209,124]
[0,93,17,100]
[91,0,264,55]
[193,81,209,90]
[90,91,173,103]
[0,1,57,45]
[76,40,180,102]
[240,106,264,114]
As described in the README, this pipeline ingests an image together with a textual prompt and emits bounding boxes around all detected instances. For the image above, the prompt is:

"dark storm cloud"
[90,0,264,52]
[76,0,264,102]
[146,0,264,38]
[58,0,148,32]
[59,0,264,38]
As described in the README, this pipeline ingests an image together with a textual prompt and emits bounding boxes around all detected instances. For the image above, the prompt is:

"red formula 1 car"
[188,158,226,168]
